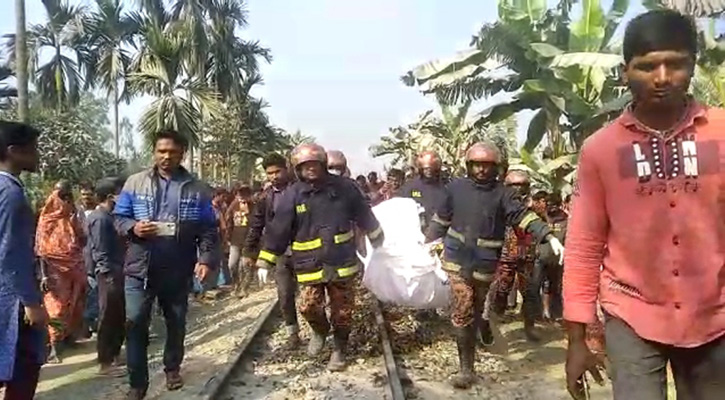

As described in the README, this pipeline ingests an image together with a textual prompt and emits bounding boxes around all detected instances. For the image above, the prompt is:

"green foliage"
[1,93,127,184]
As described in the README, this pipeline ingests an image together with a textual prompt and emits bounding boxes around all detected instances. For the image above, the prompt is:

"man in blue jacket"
[114,130,219,400]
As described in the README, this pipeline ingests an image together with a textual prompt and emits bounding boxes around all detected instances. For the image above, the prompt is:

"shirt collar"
[0,171,23,188]
[618,99,708,136]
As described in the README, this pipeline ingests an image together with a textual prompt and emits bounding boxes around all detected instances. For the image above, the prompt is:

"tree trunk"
[113,80,120,158]
[15,0,28,122]
[226,152,232,188]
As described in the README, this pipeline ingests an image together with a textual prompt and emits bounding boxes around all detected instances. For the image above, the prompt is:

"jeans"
[125,275,189,391]
[606,315,725,400]
[83,277,99,332]
[228,245,243,285]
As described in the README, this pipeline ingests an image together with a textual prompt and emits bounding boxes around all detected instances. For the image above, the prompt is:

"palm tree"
[86,0,140,157]
[15,0,29,121]
[9,0,94,110]
[129,20,221,148]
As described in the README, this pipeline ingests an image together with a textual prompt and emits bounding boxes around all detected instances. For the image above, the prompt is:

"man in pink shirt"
[564,10,725,400]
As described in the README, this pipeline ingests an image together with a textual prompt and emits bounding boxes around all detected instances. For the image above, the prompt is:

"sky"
[1,0,646,175]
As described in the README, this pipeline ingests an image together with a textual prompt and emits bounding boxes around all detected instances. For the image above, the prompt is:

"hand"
[242,256,254,267]
[133,221,159,238]
[195,264,212,282]
[23,305,49,327]
[566,340,605,399]
[549,236,565,265]
[257,267,269,285]
[40,277,51,293]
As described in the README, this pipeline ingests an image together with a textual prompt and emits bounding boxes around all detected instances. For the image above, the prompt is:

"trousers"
[0,320,42,400]
[606,315,725,400]
[96,272,125,365]
[299,279,354,334]
[491,261,537,320]
[276,260,298,328]
[448,272,492,328]
[125,275,189,391]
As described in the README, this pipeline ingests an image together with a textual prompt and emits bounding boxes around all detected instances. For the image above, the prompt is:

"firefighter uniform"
[425,142,555,390]
[399,177,447,232]
[258,145,383,372]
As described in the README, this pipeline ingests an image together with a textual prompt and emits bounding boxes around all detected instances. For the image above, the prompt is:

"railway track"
[205,294,407,400]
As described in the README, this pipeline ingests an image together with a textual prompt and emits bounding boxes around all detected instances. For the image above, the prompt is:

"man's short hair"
[95,177,125,201]
[79,181,94,192]
[532,190,549,202]
[387,168,405,180]
[153,130,188,150]
[623,10,697,64]
[0,121,40,161]
[262,153,287,170]
[547,192,563,207]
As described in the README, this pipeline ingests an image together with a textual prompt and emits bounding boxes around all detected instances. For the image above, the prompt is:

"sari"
[36,191,87,344]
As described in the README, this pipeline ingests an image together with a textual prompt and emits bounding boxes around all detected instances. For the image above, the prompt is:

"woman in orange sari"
[36,183,87,363]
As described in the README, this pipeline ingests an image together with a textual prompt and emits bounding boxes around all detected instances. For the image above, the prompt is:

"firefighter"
[399,150,447,232]
[256,143,384,371]
[425,142,564,389]
[326,150,348,177]
[242,153,300,349]
[491,170,542,342]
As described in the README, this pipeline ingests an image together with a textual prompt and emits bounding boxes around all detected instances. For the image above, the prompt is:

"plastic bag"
[361,198,449,309]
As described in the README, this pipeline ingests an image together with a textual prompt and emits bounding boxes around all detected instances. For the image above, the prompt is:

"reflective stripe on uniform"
[367,226,383,241]
[518,211,540,230]
[476,238,503,248]
[441,261,495,282]
[292,238,322,251]
[447,228,465,243]
[296,264,360,283]
[297,269,324,283]
[334,231,354,244]
[258,250,278,264]
[431,214,451,227]
[448,228,503,249]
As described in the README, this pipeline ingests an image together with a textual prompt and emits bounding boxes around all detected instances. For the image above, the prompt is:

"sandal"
[165,370,184,391]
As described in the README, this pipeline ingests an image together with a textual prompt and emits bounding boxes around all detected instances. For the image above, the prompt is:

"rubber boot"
[307,326,328,356]
[282,324,301,350]
[524,317,540,342]
[450,325,476,389]
[327,330,349,372]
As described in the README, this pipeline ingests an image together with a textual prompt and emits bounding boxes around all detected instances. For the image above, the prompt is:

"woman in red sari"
[36,183,87,363]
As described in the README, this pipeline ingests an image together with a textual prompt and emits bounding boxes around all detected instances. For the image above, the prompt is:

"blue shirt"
[0,172,46,375]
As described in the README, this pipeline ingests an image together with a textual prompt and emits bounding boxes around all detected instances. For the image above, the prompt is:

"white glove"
[549,237,565,265]
[257,267,269,285]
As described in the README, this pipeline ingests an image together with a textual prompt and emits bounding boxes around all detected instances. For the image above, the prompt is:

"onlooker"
[225,185,254,297]
[114,130,219,400]
[80,181,100,338]
[564,10,725,400]
[0,121,48,400]
[87,177,126,377]
[243,153,301,349]
[37,180,87,363]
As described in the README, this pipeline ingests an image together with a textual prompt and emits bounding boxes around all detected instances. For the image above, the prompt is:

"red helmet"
[416,150,442,170]
[326,150,348,169]
[465,142,500,164]
[290,143,327,169]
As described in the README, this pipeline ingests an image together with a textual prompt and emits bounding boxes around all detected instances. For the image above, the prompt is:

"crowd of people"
[0,8,724,400]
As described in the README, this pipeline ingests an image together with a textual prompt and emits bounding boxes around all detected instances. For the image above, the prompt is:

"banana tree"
[403,0,630,191]
[652,0,725,15]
